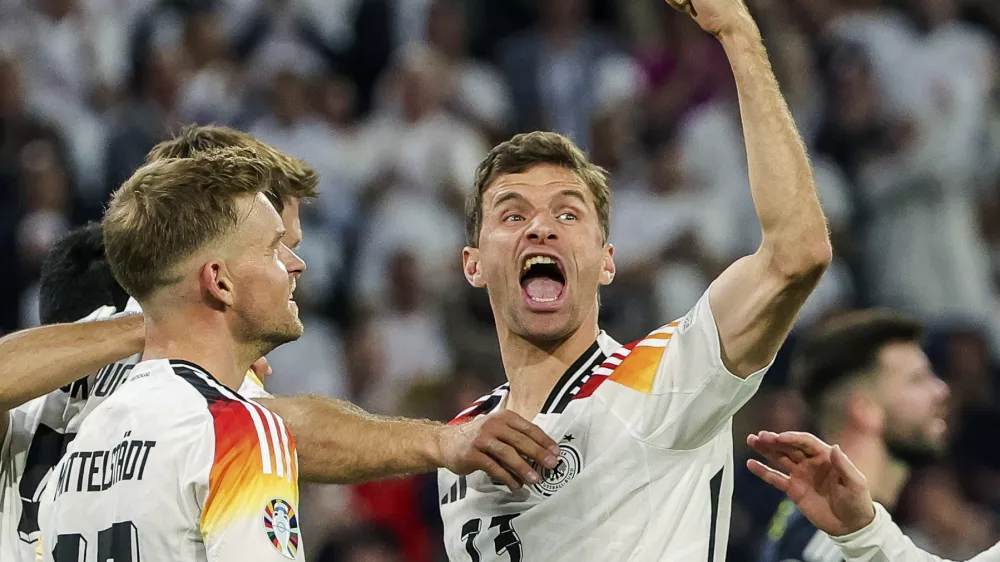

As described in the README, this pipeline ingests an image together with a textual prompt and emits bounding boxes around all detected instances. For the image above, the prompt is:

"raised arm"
[669,0,831,377]
[0,314,144,436]
[259,395,559,488]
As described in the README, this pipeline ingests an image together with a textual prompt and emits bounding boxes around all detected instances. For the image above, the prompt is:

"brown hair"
[466,131,611,247]
[146,124,318,214]
[104,147,274,300]
[793,309,924,409]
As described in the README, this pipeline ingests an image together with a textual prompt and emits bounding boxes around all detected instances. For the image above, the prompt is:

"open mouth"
[520,255,566,305]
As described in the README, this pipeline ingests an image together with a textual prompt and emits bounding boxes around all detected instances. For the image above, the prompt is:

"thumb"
[831,445,863,487]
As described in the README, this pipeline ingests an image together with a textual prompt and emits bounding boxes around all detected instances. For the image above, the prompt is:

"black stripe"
[459,474,468,499]
[169,360,226,386]
[170,362,230,404]
[707,468,724,562]
[552,352,607,414]
[540,341,602,414]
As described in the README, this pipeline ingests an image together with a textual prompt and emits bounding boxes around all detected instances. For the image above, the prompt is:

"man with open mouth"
[436,0,833,559]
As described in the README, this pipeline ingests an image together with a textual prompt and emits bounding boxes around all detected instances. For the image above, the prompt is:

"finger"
[748,438,798,474]
[250,357,272,379]
[831,445,866,487]
[747,459,791,493]
[478,437,541,486]
[766,441,810,465]
[774,431,834,458]
[496,425,559,470]
[664,0,695,16]
[476,453,523,491]
[499,412,561,457]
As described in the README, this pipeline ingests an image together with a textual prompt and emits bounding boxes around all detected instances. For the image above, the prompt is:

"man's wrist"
[416,422,448,470]
[833,502,883,542]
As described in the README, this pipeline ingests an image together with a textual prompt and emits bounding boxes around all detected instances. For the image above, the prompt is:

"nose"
[525,214,558,243]
[936,378,951,403]
[281,244,306,277]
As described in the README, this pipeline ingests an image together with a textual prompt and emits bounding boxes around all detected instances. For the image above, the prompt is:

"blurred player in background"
[0,226,144,562]
[1,126,558,561]
[39,148,307,560]
[748,430,1000,561]
[435,0,832,558]
[759,310,950,562]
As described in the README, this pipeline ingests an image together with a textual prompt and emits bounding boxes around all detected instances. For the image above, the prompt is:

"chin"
[264,320,304,348]
[512,314,579,344]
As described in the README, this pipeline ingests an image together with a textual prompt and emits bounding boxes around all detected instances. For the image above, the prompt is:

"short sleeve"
[608,289,769,450]
[196,399,302,561]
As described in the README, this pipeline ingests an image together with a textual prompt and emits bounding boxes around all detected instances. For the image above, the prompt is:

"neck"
[832,430,910,509]
[141,304,254,391]
[499,317,600,421]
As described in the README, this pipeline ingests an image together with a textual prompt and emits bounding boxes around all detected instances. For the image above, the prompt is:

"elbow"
[765,231,833,284]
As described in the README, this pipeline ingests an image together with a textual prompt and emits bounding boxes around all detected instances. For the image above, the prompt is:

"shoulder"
[168,362,290,455]
[448,384,509,426]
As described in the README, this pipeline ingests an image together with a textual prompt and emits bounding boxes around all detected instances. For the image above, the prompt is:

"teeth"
[530,296,558,303]
[523,255,557,272]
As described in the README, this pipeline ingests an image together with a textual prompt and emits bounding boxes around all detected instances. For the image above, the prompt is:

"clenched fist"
[435,410,560,490]
[664,0,757,37]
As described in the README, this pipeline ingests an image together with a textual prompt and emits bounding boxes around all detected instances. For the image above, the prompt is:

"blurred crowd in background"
[2,0,1000,560]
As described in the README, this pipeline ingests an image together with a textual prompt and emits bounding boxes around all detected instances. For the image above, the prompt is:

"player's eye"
[503,214,524,223]
[558,212,577,221]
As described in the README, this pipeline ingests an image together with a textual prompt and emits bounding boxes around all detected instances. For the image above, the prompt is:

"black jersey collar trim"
[539,340,607,415]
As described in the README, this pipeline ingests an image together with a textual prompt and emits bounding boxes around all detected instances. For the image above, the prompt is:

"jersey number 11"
[52,521,140,562]
[461,514,522,562]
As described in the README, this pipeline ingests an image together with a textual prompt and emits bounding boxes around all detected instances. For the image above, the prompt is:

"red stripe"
[572,342,639,402]
[573,374,610,401]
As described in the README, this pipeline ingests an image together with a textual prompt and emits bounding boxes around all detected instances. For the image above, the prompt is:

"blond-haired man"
[38,148,308,561]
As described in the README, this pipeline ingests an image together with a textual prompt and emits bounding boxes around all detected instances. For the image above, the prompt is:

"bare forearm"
[721,26,830,271]
[260,395,444,484]
[0,315,144,411]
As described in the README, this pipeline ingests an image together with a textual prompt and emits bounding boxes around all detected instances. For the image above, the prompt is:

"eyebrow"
[556,189,589,206]
[272,230,286,246]
[491,191,526,209]
[491,189,589,209]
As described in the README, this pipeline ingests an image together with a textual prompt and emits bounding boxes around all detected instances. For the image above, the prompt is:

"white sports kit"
[438,291,768,561]
[0,302,275,562]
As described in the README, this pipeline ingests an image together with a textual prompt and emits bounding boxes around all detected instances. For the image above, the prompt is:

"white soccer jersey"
[38,359,302,562]
[0,301,271,562]
[438,291,768,562]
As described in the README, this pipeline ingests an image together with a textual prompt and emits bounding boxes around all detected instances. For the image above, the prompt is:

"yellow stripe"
[245,370,264,389]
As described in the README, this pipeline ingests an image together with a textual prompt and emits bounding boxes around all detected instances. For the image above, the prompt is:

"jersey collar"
[447,330,622,424]
[538,330,621,415]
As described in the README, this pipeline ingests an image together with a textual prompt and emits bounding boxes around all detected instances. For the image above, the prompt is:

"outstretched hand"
[437,411,560,491]
[747,431,876,537]
[664,0,757,37]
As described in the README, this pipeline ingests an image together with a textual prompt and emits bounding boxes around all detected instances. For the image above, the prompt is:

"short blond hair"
[466,131,611,247]
[146,125,318,214]
[104,147,274,300]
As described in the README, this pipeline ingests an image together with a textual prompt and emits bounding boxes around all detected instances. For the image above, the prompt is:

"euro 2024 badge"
[264,498,300,559]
